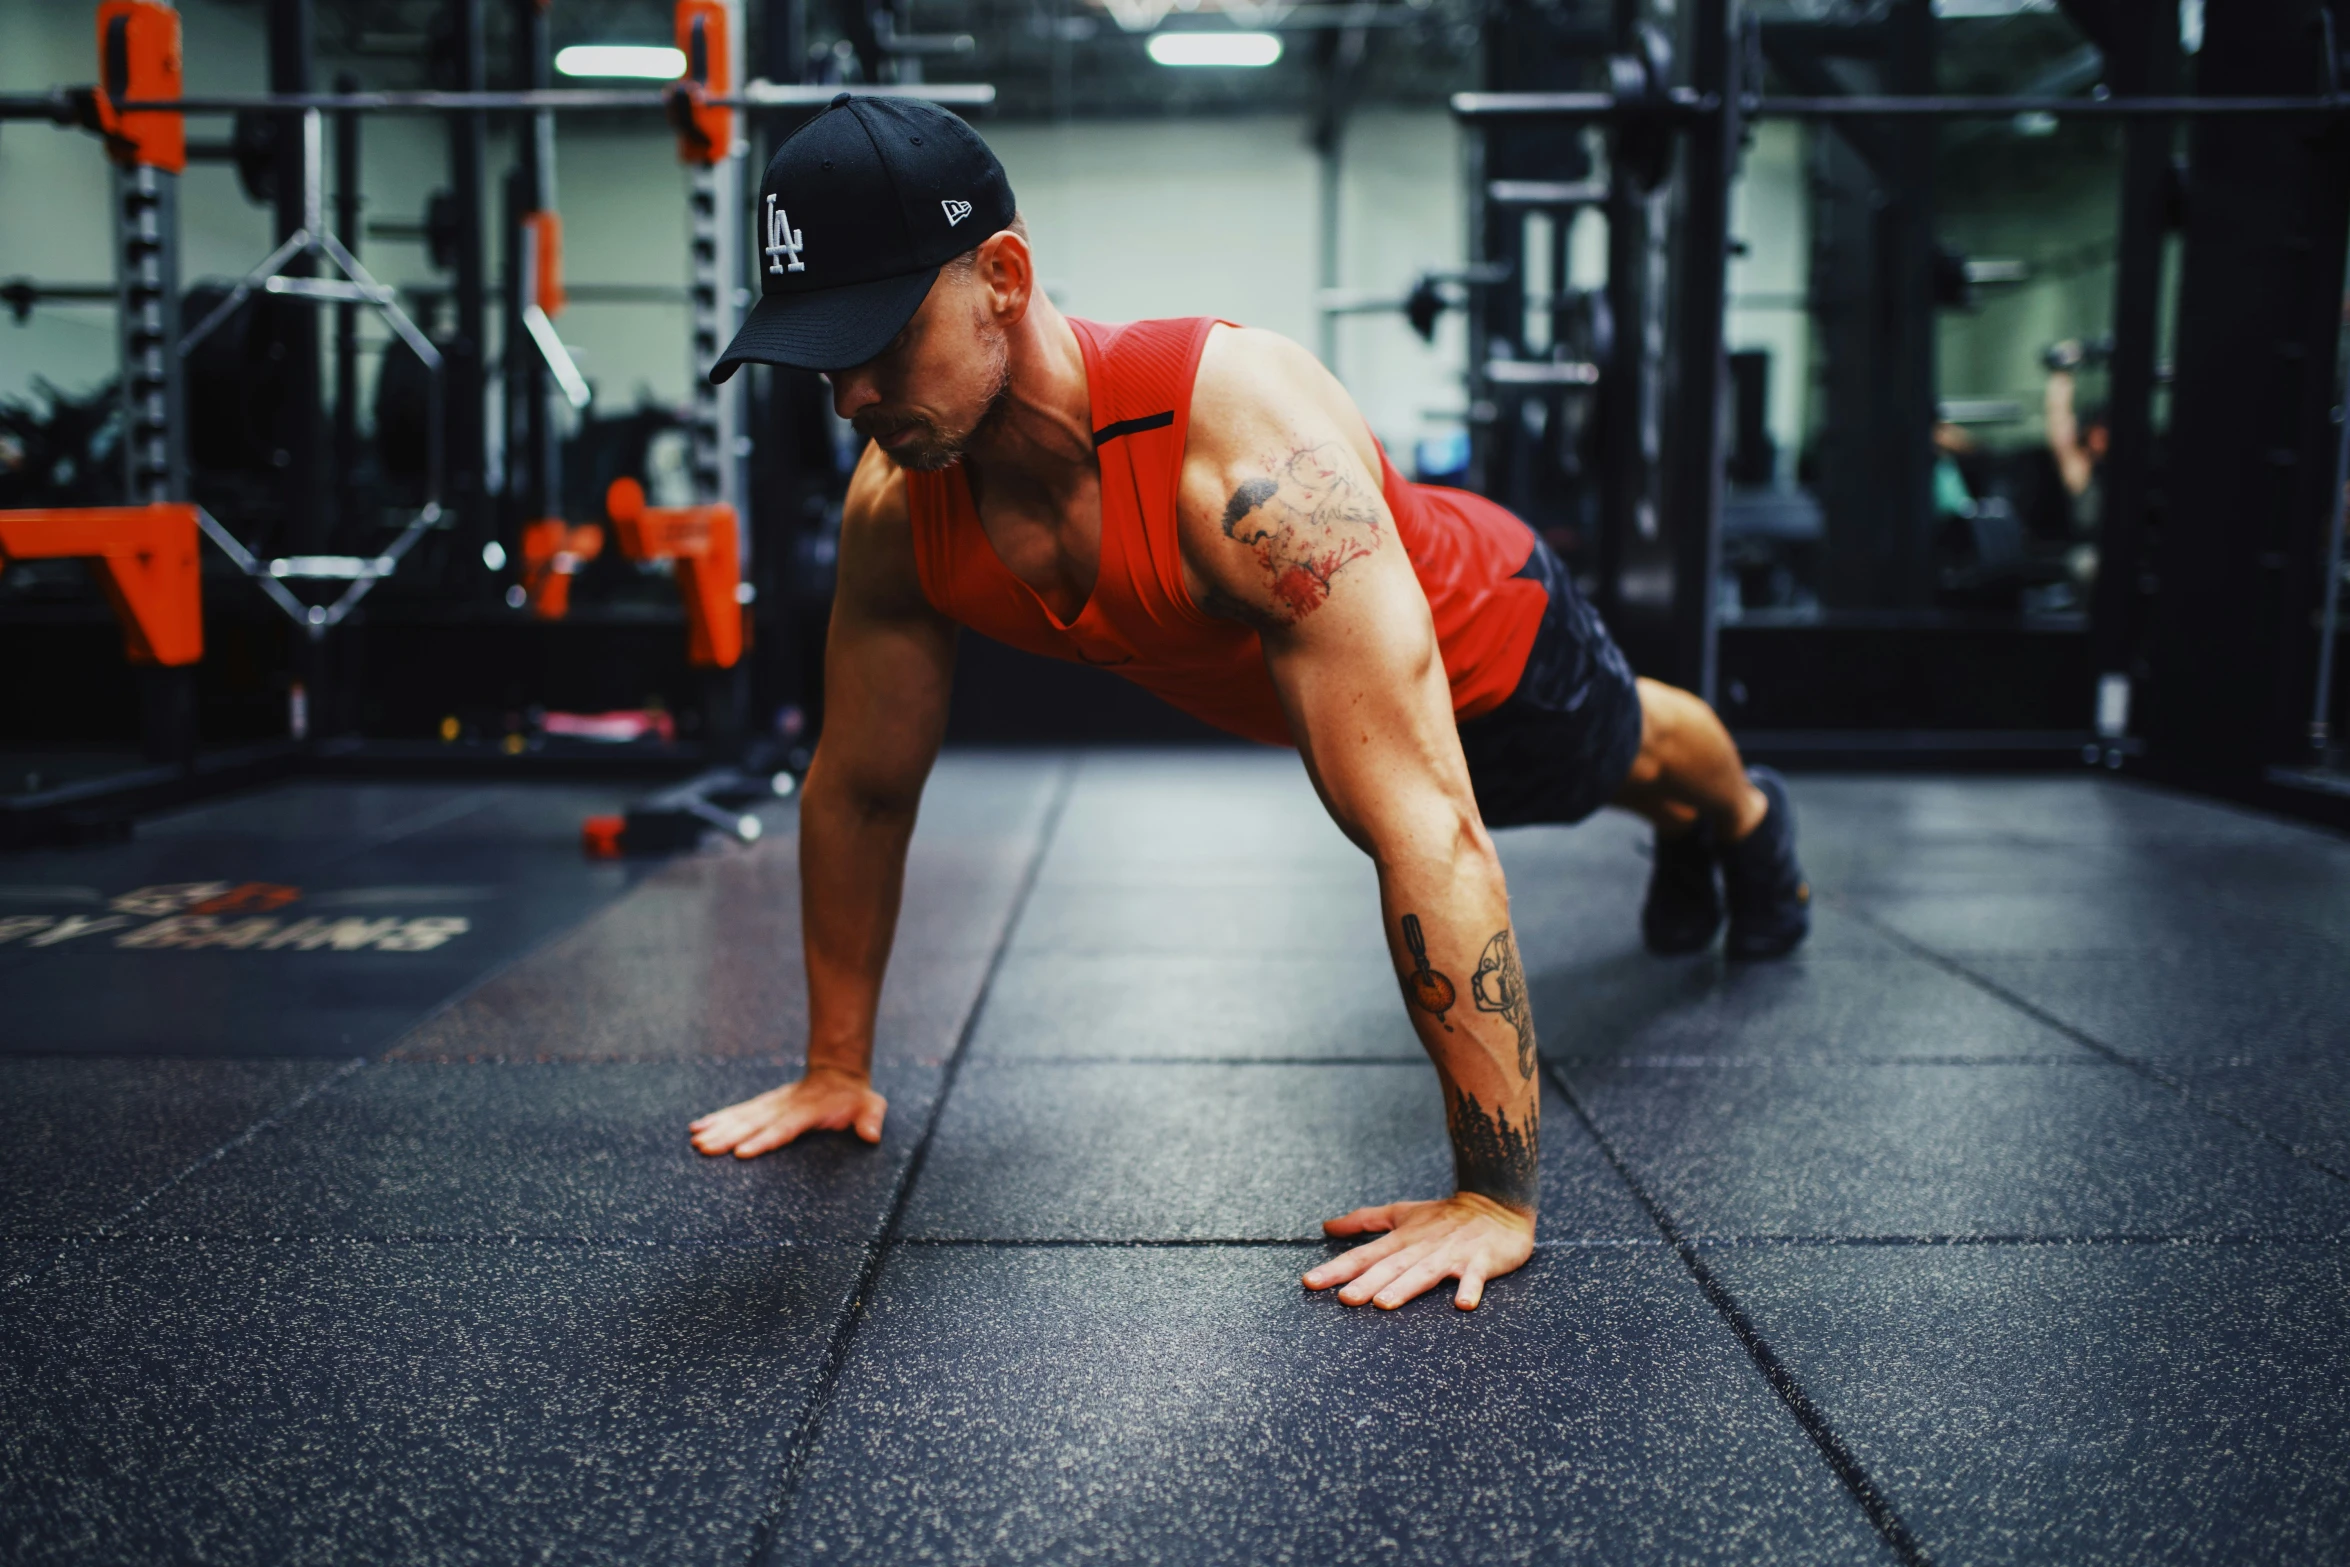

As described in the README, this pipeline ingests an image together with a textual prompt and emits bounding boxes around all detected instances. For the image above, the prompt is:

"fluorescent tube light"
[554,44,688,79]
[1147,32,1283,68]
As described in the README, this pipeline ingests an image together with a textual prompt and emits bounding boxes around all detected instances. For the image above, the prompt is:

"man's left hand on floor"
[1304,1193,1536,1311]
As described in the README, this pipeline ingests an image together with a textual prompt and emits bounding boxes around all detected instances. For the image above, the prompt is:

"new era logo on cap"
[709,94,1018,378]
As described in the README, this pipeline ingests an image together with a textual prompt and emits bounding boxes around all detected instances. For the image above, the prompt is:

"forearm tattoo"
[1471,928,1536,1080]
[1449,1088,1539,1213]
[1398,913,1456,1031]
[1217,442,1383,623]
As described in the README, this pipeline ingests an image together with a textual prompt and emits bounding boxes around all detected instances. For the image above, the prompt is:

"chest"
[970,466,1107,627]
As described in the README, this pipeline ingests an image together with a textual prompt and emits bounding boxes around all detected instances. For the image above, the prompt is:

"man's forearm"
[799,756,920,1077]
[1378,846,1541,1215]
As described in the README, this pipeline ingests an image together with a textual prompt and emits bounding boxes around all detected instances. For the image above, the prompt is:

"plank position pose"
[689,96,1810,1310]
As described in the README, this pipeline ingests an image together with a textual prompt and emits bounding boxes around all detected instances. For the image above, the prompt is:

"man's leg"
[1610,677,1767,841]
[1611,677,1809,959]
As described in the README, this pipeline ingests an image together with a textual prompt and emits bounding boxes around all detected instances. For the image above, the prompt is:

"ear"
[972,228,1034,327]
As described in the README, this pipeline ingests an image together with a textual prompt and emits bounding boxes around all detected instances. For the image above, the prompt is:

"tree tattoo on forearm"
[1448,1088,1538,1213]
[1218,442,1383,623]
[1471,928,1536,1079]
[1398,913,1455,1031]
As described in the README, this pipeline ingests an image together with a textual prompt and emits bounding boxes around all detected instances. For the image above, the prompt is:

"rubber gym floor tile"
[0,785,648,1058]
[120,1058,942,1245]
[968,951,1424,1062]
[1701,1242,2350,1566]
[1009,879,1389,959]
[1846,885,2337,961]
[1560,1059,2350,1240]
[385,831,1003,1064]
[1530,948,2084,1066]
[1040,760,1363,885]
[0,1058,344,1236]
[1788,775,2314,849]
[900,1062,1649,1241]
[900,750,1075,843]
[2168,1056,2350,1177]
[1959,951,2350,1067]
[764,1245,1886,1567]
[1510,896,1902,973]
[1797,837,2187,895]
[0,1237,864,1567]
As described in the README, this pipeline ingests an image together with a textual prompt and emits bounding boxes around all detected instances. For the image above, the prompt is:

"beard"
[852,322,1012,473]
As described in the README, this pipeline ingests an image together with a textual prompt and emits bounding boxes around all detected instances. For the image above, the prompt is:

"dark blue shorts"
[1455,535,1645,828]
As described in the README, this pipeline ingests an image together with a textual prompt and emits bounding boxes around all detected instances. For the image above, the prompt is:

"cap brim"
[706,266,940,380]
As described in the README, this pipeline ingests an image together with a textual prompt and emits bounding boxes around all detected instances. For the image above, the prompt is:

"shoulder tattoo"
[1216,442,1383,624]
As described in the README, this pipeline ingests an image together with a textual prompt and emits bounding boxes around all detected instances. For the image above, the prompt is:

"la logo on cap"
[941,199,973,227]
[765,193,805,275]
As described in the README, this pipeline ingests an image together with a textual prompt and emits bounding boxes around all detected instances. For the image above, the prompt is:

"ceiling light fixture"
[554,44,689,79]
[1146,31,1283,67]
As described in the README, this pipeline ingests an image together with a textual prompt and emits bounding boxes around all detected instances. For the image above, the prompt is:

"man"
[2042,338,2110,588]
[688,96,1809,1312]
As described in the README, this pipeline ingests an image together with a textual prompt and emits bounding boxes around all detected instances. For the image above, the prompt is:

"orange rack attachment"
[0,503,201,666]
[518,518,606,620]
[605,477,743,669]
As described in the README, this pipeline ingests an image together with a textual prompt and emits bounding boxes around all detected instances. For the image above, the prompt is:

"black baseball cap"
[708,93,1017,380]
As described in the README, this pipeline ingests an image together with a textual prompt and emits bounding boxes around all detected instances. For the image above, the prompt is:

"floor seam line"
[742,753,1079,1567]
[84,1057,368,1243]
[1847,906,2350,1186]
[1545,1060,1934,1567]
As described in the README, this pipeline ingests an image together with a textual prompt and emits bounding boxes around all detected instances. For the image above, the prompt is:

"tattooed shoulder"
[1215,441,1383,624]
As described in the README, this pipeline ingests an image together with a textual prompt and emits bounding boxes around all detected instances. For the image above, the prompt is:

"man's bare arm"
[691,443,957,1157]
[1180,328,1539,1309]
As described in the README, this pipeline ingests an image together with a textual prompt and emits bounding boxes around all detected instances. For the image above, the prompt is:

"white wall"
[994,110,1469,459]
[1725,118,1811,481]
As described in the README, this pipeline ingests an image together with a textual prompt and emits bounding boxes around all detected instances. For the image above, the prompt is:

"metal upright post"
[448,0,491,571]
[2145,0,2350,788]
[116,164,182,507]
[679,0,748,757]
[1599,0,1661,634]
[767,0,808,90]
[1659,0,1737,701]
[684,2,746,522]
[333,72,362,539]
[2088,3,2183,761]
[269,0,328,554]
[508,0,559,531]
[1882,0,1938,610]
[101,0,194,767]
[1462,119,1491,498]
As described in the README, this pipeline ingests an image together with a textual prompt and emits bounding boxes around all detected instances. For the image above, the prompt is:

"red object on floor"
[542,709,678,745]
[580,815,626,859]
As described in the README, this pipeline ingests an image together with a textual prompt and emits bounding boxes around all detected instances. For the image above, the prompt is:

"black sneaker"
[1720,766,1811,961]
[1642,821,1723,955]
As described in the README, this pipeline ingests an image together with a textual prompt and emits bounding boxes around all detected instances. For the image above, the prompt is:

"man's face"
[826,267,1010,473]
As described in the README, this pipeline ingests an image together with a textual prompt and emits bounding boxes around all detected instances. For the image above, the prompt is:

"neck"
[962,295,1092,489]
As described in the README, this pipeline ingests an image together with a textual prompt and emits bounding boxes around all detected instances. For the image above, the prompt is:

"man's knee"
[1626,678,1689,783]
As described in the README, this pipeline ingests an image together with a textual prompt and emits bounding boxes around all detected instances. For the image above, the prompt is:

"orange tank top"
[904,315,1547,748]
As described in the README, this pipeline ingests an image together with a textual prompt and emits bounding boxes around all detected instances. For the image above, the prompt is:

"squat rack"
[0,0,992,844]
[1444,0,2350,805]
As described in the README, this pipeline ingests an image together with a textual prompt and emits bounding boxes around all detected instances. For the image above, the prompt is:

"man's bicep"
[819,470,958,802]
[1183,421,1398,631]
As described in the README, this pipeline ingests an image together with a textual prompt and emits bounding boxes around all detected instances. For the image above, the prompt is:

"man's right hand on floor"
[690,1066,888,1158]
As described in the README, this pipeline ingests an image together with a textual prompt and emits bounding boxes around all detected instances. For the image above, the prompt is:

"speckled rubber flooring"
[5,752,2349,1565]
